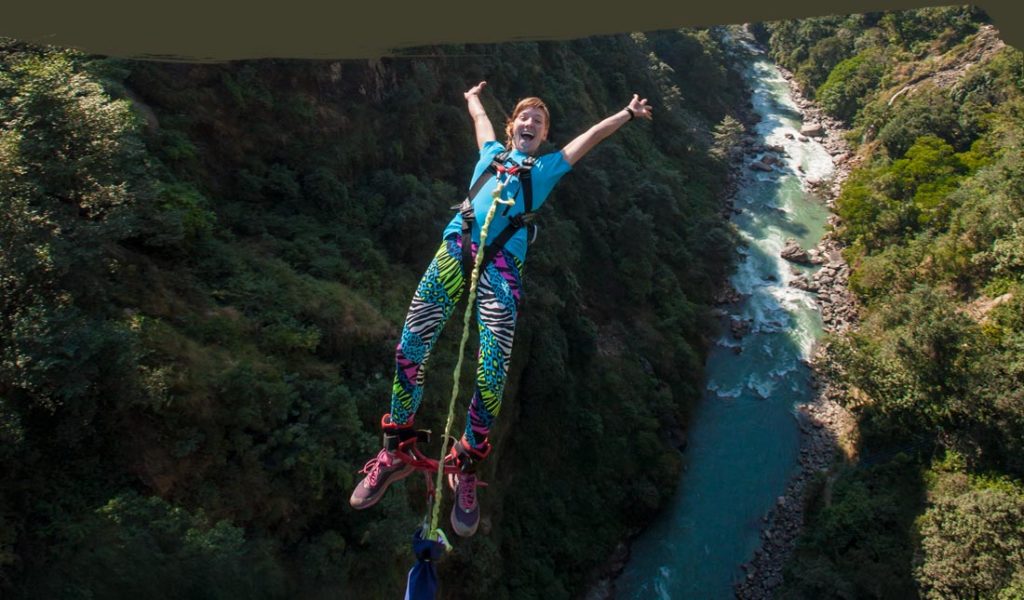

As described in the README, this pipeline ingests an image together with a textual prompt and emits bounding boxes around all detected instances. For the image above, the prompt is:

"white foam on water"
[708,379,744,399]
[768,361,798,379]
[747,374,777,399]
[655,566,673,600]
[753,318,789,335]
[788,315,821,358]
[777,286,818,315]
[742,298,788,332]
[716,336,743,349]
[731,254,765,296]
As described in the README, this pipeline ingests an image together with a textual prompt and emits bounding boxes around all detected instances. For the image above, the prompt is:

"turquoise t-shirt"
[443,140,572,262]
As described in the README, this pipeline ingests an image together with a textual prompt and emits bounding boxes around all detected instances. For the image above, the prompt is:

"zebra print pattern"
[464,254,522,447]
[389,235,523,453]
[390,237,464,425]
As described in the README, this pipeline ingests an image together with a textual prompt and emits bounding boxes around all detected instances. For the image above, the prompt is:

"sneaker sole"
[448,473,480,537]
[349,464,415,510]
[451,507,479,537]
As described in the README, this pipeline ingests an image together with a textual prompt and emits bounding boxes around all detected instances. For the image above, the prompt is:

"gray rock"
[789,276,812,291]
[780,239,812,264]
[731,319,753,340]
[801,123,825,137]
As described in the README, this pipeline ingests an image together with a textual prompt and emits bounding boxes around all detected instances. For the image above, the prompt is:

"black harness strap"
[480,210,534,270]
[458,199,476,281]
[455,150,536,281]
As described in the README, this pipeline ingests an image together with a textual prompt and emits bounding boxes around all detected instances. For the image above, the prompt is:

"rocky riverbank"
[733,63,860,600]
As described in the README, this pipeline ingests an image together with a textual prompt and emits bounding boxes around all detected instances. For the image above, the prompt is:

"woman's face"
[511,107,549,154]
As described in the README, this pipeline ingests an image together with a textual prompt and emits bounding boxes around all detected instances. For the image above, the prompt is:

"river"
[614,33,835,599]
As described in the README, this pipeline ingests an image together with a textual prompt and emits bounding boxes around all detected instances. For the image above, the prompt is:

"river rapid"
[614,32,837,599]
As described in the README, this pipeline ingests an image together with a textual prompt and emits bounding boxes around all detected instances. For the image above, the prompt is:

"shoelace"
[360,449,392,487]
[456,474,488,509]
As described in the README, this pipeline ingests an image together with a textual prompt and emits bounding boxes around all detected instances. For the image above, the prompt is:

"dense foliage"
[756,8,1024,598]
[0,30,745,598]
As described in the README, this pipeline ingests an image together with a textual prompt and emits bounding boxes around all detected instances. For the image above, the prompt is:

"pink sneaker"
[445,438,491,536]
[349,447,414,510]
[350,414,418,510]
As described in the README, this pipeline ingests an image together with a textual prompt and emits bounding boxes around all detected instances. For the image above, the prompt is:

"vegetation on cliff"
[752,8,1024,598]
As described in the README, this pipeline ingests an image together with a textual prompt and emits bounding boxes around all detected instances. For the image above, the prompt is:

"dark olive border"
[2,2,1018,60]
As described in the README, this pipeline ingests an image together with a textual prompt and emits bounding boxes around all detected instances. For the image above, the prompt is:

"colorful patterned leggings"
[390,234,523,449]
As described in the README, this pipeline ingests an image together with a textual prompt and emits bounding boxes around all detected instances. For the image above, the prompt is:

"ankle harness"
[448,438,492,474]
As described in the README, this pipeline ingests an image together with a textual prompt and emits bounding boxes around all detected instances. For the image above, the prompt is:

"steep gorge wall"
[0,32,749,598]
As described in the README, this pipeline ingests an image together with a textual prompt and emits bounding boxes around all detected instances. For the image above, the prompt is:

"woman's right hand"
[464,80,495,150]
[465,81,487,100]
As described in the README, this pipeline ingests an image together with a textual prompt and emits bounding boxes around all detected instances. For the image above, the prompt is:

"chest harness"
[454,149,537,279]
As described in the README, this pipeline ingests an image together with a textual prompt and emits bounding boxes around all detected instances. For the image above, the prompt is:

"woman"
[350,81,653,537]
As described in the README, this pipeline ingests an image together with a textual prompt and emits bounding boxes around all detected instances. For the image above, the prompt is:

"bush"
[876,90,973,158]
[916,476,1024,599]
[31,492,286,600]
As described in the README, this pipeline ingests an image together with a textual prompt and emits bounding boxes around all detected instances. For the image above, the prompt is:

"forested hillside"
[0,31,746,598]
[749,8,1024,598]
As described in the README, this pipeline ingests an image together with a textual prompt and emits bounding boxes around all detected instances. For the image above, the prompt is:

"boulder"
[780,239,812,264]
[731,318,753,340]
[750,160,773,172]
[788,276,814,291]
[800,123,825,137]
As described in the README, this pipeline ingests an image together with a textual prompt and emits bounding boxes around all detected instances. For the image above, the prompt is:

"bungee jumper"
[350,80,652,561]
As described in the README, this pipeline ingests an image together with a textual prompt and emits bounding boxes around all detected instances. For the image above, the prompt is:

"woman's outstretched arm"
[465,81,497,151]
[560,94,653,166]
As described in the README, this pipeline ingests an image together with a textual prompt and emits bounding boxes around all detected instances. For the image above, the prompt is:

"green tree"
[817,50,885,122]
[916,488,1024,599]
[33,492,286,600]
[711,114,746,159]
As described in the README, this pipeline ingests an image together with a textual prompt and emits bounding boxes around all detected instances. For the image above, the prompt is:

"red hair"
[505,97,550,149]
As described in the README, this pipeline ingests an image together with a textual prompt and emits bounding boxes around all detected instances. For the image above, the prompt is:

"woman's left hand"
[627,94,654,120]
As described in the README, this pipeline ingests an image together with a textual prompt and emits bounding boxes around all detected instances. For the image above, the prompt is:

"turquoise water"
[615,40,833,599]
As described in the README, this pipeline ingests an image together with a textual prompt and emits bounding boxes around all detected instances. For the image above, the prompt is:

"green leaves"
[780,455,924,599]
[837,135,987,257]
[33,491,286,600]
[711,114,746,159]
[771,13,1024,599]
[816,50,885,122]
[916,472,1024,599]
